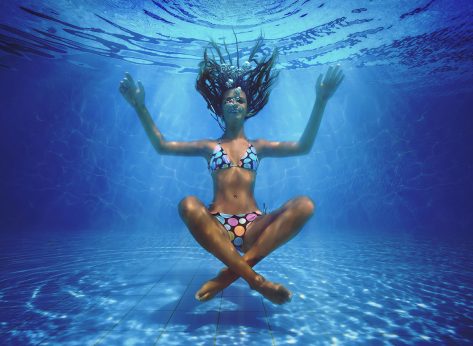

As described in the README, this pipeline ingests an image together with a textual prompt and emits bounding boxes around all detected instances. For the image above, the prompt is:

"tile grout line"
[154,260,205,345]
[92,257,179,345]
[214,289,224,346]
[34,254,166,345]
[261,298,277,346]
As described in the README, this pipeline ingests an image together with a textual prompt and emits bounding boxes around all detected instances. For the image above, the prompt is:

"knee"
[294,196,316,218]
[178,195,202,218]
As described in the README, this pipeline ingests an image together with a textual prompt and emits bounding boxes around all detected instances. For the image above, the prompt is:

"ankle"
[243,255,264,267]
[249,274,266,290]
[218,268,238,282]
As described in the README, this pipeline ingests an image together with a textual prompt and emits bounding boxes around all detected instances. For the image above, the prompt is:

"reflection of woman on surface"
[119,36,343,304]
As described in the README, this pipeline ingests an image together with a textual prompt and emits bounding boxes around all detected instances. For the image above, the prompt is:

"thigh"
[241,202,289,252]
[179,196,231,240]
[242,196,314,252]
[209,211,237,242]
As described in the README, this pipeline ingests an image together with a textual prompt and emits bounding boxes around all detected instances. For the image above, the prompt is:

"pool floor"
[0,230,472,345]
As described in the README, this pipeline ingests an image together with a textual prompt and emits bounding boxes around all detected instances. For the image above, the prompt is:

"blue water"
[1,232,472,345]
[1,1,472,345]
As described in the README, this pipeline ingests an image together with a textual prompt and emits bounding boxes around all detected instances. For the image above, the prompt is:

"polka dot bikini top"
[208,140,259,173]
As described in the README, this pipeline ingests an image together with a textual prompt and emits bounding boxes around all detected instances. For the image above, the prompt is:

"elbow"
[153,140,167,155]
[297,144,311,156]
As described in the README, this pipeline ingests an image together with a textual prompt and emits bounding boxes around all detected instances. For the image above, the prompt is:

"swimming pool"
[1,1,472,345]
[1,231,472,344]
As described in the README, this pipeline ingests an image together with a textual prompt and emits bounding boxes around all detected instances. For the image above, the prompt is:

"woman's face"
[222,87,248,121]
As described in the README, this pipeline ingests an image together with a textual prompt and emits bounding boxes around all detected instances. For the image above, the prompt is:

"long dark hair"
[196,33,279,130]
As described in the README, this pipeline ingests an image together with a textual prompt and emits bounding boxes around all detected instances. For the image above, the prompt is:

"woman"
[119,36,344,305]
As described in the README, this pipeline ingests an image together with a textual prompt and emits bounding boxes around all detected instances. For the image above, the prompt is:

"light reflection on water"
[0,231,471,344]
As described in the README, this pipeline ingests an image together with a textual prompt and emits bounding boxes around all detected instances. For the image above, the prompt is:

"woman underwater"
[119,36,344,305]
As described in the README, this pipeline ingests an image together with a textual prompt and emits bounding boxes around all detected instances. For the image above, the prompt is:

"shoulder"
[249,139,270,157]
[199,138,220,156]
[250,139,275,150]
[249,138,301,158]
[161,138,219,157]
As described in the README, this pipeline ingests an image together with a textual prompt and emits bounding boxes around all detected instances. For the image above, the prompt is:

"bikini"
[208,139,262,252]
[208,140,259,172]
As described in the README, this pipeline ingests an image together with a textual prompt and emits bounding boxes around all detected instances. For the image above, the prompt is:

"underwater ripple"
[0,232,472,344]
[0,0,471,87]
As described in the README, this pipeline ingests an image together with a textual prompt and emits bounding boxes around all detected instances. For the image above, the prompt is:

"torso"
[206,138,262,214]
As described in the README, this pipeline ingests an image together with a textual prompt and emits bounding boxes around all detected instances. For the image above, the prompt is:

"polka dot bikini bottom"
[211,211,263,252]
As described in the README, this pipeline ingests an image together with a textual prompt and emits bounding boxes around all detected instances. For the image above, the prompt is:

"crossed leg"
[179,196,315,304]
[179,196,303,304]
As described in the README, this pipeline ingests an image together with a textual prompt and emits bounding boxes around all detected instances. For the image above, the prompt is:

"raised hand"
[119,72,145,109]
[316,65,344,102]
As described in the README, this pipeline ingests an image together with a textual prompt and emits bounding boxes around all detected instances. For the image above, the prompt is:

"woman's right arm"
[119,73,209,157]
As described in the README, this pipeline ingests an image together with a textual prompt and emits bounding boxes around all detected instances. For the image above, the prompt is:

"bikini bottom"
[210,211,263,253]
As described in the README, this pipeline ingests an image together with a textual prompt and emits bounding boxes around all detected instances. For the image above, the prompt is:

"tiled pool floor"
[1,230,472,345]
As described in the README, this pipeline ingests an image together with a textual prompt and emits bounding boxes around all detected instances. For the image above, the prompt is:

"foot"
[195,268,235,302]
[250,275,292,305]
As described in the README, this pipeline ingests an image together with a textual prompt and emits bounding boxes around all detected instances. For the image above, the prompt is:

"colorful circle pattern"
[211,211,262,252]
[208,142,259,172]
[239,145,259,170]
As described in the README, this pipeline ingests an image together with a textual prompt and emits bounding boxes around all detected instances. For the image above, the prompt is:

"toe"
[201,293,210,301]
[195,291,213,302]
[195,290,205,301]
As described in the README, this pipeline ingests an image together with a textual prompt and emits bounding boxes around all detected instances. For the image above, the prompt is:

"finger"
[334,69,344,83]
[335,67,344,81]
[125,72,135,85]
[335,75,345,89]
[324,66,333,84]
[120,80,130,91]
[331,65,342,82]
[119,85,127,95]
[327,66,334,79]
[333,65,340,77]
[137,81,144,92]
[334,65,343,78]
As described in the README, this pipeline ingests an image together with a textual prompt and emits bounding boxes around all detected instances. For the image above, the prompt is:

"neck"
[222,123,246,140]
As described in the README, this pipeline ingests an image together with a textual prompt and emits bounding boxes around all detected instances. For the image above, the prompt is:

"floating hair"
[196,33,279,128]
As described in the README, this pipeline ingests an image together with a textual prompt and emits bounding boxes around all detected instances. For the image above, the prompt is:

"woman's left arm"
[298,65,344,153]
[256,65,344,158]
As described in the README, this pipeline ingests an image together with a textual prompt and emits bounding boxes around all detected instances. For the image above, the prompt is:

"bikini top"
[208,140,259,173]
